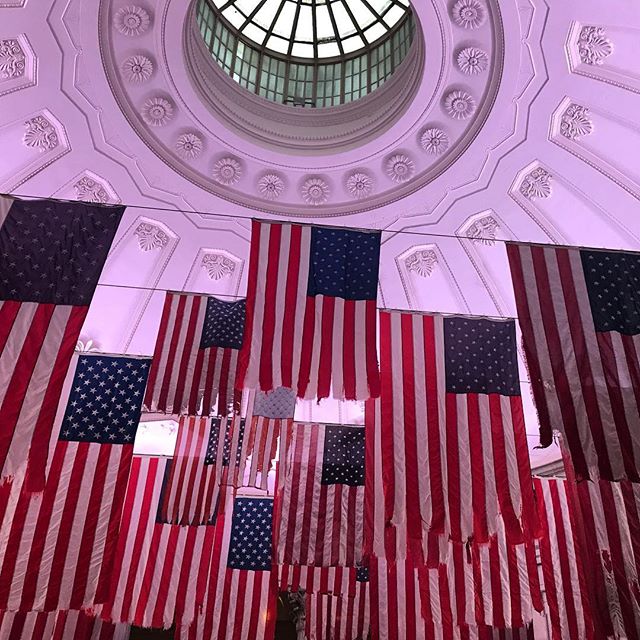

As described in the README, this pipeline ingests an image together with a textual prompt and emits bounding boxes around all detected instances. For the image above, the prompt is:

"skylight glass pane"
[295,5,313,43]
[315,5,334,39]
[364,22,386,43]
[272,2,297,37]
[342,34,364,53]
[346,0,376,29]
[254,1,281,30]
[244,23,267,44]
[292,42,314,57]
[383,4,405,27]
[317,41,340,57]
[266,34,289,52]
[222,6,245,28]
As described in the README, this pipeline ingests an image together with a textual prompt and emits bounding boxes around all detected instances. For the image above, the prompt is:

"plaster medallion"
[114,6,151,37]
[466,215,499,244]
[444,90,476,119]
[0,39,25,79]
[213,157,242,185]
[457,47,488,75]
[202,253,235,280]
[420,128,449,155]
[257,173,285,200]
[121,54,153,83]
[386,154,415,183]
[134,222,169,251]
[301,177,330,205]
[560,104,593,140]
[73,176,110,203]
[578,26,613,66]
[141,97,174,127]
[346,173,374,199]
[175,132,203,160]
[23,116,58,151]
[405,249,438,277]
[519,167,552,200]
[451,0,486,30]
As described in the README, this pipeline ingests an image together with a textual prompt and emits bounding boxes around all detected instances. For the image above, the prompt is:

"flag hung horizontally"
[237,220,381,401]
[366,310,538,566]
[158,414,249,525]
[507,243,640,481]
[144,293,245,416]
[276,422,365,567]
[0,354,149,613]
[0,196,124,490]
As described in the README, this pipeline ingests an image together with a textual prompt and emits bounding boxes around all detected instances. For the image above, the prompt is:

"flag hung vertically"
[276,422,365,567]
[0,196,124,491]
[144,293,245,416]
[0,353,149,613]
[507,243,640,481]
[157,414,249,525]
[366,310,538,566]
[237,220,381,401]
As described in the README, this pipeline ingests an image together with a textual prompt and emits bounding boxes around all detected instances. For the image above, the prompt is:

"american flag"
[507,243,640,482]
[177,493,277,640]
[0,196,124,491]
[144,292,245,416]
[365,310,538,566]
[157,414,249,525]
[0,609,130,640]
[237,220,381,401]
[101,455,215,629]
[0,353,149,612]
[276,422,364,567]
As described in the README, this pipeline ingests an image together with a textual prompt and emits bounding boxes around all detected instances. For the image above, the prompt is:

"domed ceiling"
[1,0,640,469]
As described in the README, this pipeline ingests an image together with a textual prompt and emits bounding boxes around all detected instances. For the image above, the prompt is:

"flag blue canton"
[199,297,246,349]
[356,566,369,582]
[307,227,380,300]
[444,317,520,396]
[205,417,224,465]
[59,354,150,444]
[321,425,365,486]
[581,249,640,335]
[0,199,124,305]
[204,417,246,466]
[253,387,297,419]
[227,497,273,571]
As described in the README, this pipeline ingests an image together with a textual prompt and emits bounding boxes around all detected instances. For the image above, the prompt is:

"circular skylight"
[212,0,411,59]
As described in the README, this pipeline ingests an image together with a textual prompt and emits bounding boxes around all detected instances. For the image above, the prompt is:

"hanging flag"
[507,243,640,481]
[252,387,297,419]
[101,455,215,629]
[0,196,124,491]
[237,220,381,401]
[278,564,358,597]
[477,626,535,640]
[366,310,538,566]
[178,493,277,640]
[0,353,149,613]
[276,422,364,567]
[144,293,245,416]
[157,414,249,525]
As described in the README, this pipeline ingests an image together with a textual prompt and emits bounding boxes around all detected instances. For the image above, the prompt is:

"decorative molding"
[578,26,613,66]
[73,175,111,203]
[0,39,25,80]
[560,103,593,140]
[257,173,285,200]
[213,157,242,185]
[457,47,488,75]
[420,128,449,154]
[175,132,203,159]
[444,90,476,119]
[466,215,499,244]
[121,54,153,83]
[201,252,236,280]
[346,172,373,199]
[386,154,415,183]
[141,96,174,127]
[23,115,59,151]
[134,222,170,251]
[301,177,329,205]
[451,0,486,30]
[405,249,438,277]
[519,167,553,200]
[114,6,151,37]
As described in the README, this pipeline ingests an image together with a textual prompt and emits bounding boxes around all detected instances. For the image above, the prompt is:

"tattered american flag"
[0,196,124,491]
[507,243,640,481]
[237,220,381,401]
[144,293,245,416]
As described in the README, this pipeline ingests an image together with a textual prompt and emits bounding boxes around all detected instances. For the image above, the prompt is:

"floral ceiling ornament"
[519,167,553,200]
[75,338,100,353]
[405,249,438,277]
[457,47,489,75]
[386,154,415,183]
[121,54,153,83]
[578,26,613,66]
[141,96,174,127]
[301,177,330,205]
[346,172,373,199]
[451,0,486,30]
[0,39,25,79]
[258,173,285,200]
[444,90,476,119]
[23,115,59,151]
[420,128,449,155]
[466,215,499,245]
[213,157,242,185]
[202,253,236,280]
[560,103,593,140]
[73,176,110,203]
[134,222,169,251]
[175,132,203,160]
[114,6,151,37]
